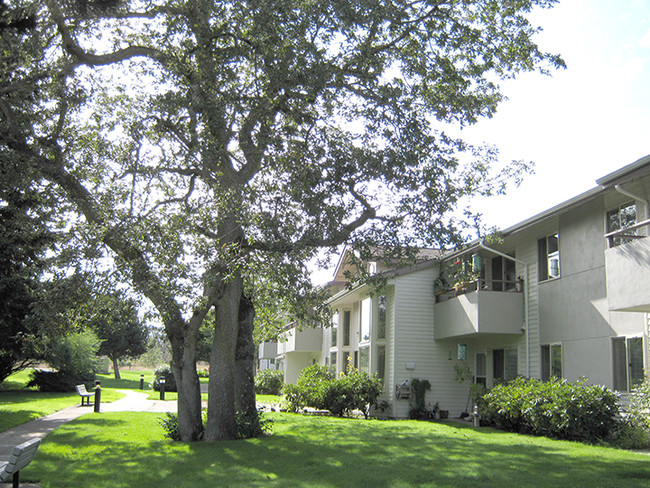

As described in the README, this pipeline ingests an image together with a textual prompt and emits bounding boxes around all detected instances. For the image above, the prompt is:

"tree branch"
[45,0,164,67]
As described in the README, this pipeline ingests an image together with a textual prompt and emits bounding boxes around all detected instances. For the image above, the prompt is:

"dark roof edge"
[499,187,604,237]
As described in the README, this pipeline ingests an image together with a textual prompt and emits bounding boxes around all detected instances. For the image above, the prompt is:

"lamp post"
[140,374,144,390]
[159,376,165,400]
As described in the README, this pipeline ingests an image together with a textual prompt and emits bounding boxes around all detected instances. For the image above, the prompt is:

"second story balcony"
[277,326,322,355]
[604,218,650,313]
[434,279,525,340]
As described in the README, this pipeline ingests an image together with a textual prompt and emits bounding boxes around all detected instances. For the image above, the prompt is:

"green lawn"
[24,412,650,488]
[0,370,130,432]
[1,369,282,433]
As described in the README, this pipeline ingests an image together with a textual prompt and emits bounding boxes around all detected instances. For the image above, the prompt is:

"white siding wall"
[391,266,473,418]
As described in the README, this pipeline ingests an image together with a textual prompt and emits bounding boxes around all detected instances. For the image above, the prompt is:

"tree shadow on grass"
[28,413,650,488]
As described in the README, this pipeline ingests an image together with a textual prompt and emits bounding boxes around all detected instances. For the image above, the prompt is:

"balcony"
[277,326,322,355]
[605,219,650,312]
[434,279,525,340]
[258,341,277,360]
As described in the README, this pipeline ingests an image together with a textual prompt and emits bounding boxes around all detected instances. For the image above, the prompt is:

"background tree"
[84,291,149,379]
[0,186,54,383]
[1,0,564,440]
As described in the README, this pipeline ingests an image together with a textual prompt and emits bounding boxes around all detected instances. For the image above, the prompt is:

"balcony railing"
[604,218,650,248]
[435,278,523,303]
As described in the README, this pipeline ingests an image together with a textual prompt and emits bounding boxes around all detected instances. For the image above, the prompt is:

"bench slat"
[4,439,41,476]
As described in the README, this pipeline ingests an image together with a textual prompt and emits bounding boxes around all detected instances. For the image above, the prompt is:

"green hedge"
[254,369,284,395]
[479,377,619,443]
[283,364,383,418]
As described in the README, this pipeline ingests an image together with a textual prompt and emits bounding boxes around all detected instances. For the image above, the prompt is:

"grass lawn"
[0,370,128,432]
[25,412,650,488]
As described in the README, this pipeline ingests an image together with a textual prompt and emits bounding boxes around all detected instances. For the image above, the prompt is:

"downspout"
[478,241,531,378]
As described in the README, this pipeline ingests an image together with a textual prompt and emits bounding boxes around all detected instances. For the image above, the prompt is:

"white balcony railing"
[604,218,650,248]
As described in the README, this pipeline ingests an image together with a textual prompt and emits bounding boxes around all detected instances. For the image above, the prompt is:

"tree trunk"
[111,356,121,380]
[167,316,204,442]
[205,272,242,441]
[234,293,257,416]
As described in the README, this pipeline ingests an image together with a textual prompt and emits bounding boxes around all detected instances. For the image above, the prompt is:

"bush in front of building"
[152,365,177,392]
[479,376,619,443]
[282,364,383,418]
[611,375,650,449]
[254,369,284,395]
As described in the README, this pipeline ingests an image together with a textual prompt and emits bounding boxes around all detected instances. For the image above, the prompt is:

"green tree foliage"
[1,0,564,440]
[83,291,149,379]
[28,330,101,392]
[0,186,54,383]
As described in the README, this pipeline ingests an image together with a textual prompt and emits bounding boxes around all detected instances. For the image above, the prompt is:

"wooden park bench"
[75,384,94,406]
[0,438,41,488]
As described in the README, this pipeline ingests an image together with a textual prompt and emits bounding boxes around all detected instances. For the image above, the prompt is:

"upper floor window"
[606,201,637,246]
[377,295,386,339]
[331,312,339,347]
[538,233,560,281]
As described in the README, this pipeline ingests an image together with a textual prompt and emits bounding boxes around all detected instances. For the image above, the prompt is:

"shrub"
[255,369,284,395]
[159,412,181,441]
[282,364,333,412]
[627,375,650,431]
[28,330,100,392]
[408,378,432,419]
[282,364,383,418]
[480,377,619,443]
[611,375,650,449]
[27,369,95,392]
[152,365,177,392]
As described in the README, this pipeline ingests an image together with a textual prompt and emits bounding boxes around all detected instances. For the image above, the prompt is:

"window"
[330,351,337,373]
[359,345,370,372]
[360,298,371,342]
[343,310,351,346]
[331,312,338,347]
[475,352,487,386]
[613,337,644,392]
[493,349,517,382]
[607,202,637,246]
[376,345,386,380]
[541,344,562,381]
[377,295,386,339]
[491,255,517,291]
[343,351,351,372]
[538,233,560,281]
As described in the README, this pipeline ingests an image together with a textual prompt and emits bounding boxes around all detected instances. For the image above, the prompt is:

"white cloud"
[639,28,650,48]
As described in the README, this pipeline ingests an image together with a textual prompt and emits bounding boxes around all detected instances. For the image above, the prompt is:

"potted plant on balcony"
[452,260,478,292]
[433,274,450,296]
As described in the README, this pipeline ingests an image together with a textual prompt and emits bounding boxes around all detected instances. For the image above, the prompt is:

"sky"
[460,0,650,230]
[312,0,650,285]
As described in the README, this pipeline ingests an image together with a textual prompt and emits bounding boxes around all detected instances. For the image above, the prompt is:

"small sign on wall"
[405,362,416,370]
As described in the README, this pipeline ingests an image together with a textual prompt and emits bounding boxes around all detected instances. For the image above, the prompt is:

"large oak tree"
[1,0,563,440]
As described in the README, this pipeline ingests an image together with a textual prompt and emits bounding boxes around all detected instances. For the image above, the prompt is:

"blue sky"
[461,0,650,230]
[311,0,650,284]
